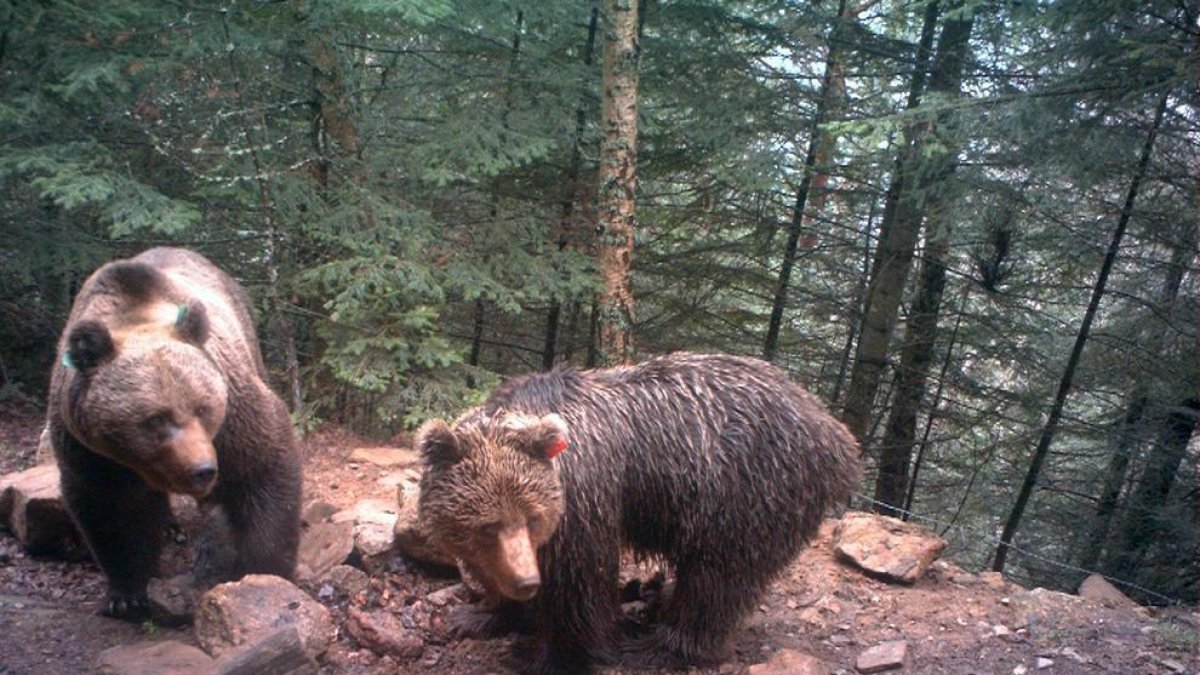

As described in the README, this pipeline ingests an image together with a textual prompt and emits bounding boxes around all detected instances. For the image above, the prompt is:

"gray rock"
[97,640,212,675]
[148,574,200,625]
[335,499,399,573]
[301,500,340,527]
[855,640,909,673]
[322,564,370,599]
[194,574,334,660]
[211,626,318,675]
[295,520,354,582]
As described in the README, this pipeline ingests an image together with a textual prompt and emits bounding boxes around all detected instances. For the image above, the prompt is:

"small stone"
[97,640,212,675]
[345,607,424,660]
[426,583,468,607]
[1012,666,1028,675]
[748,648,826,675]
[147,574,199,626]
[323,564,370,599]
[855,640,908,673]
[1036,657,1054,670]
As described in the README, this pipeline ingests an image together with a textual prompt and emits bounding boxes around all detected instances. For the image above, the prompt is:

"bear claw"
[103,591,152,621]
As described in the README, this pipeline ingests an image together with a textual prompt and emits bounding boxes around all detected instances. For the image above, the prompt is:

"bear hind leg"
[622,564,760,669]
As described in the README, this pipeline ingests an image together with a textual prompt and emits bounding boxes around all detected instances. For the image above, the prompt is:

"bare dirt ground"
[1,397,1196,674]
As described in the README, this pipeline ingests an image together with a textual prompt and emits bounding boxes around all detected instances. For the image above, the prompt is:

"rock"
[35,425,54,465]
[748,648,827,675]
[426,583,469,608]
[345,606,425,660]
[194,574,334,660]
[1077,574,1138,609]
[392,486,456,568]
[1035,657,1054,670]
[148,574,200,626]
[211,626,318,675]
[855,640,909,673]
[97,640,213,675]
[295,520,354,582]
[0,464,86,559]
[302,501,340,527]
[1012,587,1087,631]
[322,564,370,599]
[349,447,421,467]
[334,499,399,573]
[834,512,947,584]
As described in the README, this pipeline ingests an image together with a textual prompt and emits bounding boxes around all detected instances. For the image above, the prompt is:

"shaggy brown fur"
[47,248,302,620]
[416,353,861,673]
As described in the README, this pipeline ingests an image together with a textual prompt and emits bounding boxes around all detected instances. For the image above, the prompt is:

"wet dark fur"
[421,353,861,673]
[47,248,302,620]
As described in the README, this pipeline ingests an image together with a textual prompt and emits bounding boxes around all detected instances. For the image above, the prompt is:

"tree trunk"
[1078,223,1198,569]
[595,0,641,366]
[1105,399,1199,578]
[762,0,847,362]
[871,8,974,515]
[544,3,599,370]
[992,92,1169,573]
[838,0,942,442]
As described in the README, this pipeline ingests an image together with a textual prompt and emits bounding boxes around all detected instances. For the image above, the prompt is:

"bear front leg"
[57,437,170,621]
[220,454,302,581]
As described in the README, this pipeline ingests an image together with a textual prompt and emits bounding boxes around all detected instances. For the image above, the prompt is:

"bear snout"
[495,526,541,601]
[189,462,218,492]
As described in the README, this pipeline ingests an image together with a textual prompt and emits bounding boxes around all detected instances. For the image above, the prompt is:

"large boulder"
[0,464,85,558]
[97,640,212,675]
[834,511,947,584]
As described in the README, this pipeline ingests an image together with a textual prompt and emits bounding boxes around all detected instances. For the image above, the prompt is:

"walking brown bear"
[46,247,302,620]
[416,352,861,673]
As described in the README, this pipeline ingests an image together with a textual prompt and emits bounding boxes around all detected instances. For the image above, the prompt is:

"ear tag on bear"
[61,351,75,369]
[175,304,189,325]
[545,437,568,460]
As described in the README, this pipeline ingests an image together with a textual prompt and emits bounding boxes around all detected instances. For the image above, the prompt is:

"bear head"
[61,296,228,498]
[416,411,568,602]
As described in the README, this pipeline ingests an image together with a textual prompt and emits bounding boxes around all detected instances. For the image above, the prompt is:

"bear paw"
[102,590,152,622]
[448,603,530,638]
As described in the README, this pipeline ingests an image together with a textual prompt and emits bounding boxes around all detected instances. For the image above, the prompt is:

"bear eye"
[527,514,544,532]
[195,404,212,420]
[481,521,504,537]
[143,411,172,430]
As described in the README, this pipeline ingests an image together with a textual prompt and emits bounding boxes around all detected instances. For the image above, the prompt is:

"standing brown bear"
[416,352,861,673]
[47,247,302,620]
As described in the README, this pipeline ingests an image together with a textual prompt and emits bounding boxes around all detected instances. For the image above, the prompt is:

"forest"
[0,0,1195,610]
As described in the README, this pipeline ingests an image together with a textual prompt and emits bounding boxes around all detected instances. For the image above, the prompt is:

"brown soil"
[0,400,1196,675]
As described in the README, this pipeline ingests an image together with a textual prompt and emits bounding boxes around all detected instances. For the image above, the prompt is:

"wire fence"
[849,493,1183,607]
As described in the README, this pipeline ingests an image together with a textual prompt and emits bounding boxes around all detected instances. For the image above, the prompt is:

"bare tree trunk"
[544,3,599,370]
[595,0,641,366]
[1078,224,1197,569]
[763,0,848,362]
[871,8,974,515]
[993,92,1169,573]
[839,0,942,442]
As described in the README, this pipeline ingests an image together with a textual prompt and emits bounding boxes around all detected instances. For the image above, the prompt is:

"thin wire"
[849,493,1182,606]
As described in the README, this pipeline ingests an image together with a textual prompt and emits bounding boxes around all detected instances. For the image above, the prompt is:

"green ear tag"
[61,351,75,369]
[176,304,189,325]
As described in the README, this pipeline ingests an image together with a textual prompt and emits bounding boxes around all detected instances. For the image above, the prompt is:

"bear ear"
[416,419,464,466]
[516,413,569,461]
[174,300,210,346]
[65,320,115,373]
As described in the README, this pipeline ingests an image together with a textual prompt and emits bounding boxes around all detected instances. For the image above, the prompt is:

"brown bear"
[416,352,861,673]
[46,247,302,620]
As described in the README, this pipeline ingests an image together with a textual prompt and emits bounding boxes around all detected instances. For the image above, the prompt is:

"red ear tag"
[545,437,568,459]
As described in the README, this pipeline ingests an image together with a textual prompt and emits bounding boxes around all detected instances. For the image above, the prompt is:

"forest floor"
[0,397,1196,675]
